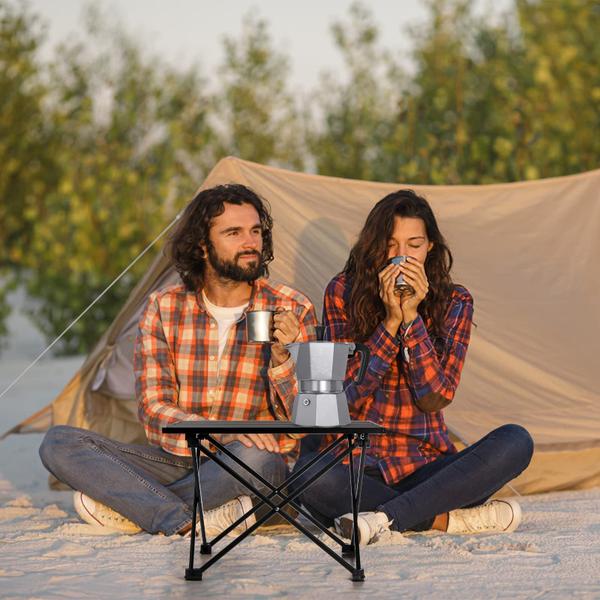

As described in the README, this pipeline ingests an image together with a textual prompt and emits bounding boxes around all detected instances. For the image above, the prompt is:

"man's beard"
[207,244,264,282]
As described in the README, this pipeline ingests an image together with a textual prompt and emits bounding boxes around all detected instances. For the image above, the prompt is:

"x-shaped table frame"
[163,421,385,582]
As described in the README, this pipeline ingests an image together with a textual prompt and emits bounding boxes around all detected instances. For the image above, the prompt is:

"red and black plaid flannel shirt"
[134,278,318,457]
[322,272,474,485]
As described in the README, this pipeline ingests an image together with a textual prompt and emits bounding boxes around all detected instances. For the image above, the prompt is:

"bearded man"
[39,184,317,536]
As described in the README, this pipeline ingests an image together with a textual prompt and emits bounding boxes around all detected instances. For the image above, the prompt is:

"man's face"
[205,202,264,282]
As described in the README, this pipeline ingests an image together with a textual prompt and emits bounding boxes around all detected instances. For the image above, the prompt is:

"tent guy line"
[0,212,183,412]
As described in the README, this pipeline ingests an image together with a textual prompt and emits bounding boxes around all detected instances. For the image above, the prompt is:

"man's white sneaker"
[73,491,142,534]
[446,499,522,535]
[334,511,393,546]
[202,495,256,537]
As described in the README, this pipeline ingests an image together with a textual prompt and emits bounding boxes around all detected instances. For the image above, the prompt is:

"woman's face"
[386,216,433,262]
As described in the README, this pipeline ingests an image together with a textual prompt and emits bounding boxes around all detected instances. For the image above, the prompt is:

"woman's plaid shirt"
[322,273,474,485]
[134,279,318,457]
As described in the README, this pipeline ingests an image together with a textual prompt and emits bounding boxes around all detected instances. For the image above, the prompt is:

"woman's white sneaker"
[73,491,142,534]
[335,511,393,546]
[446,499,522,534]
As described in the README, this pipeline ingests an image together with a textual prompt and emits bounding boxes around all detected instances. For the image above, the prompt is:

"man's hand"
[214,433,282,453]
[270,309,301,366]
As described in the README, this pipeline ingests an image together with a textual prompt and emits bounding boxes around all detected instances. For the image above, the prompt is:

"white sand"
[1,327,599,598]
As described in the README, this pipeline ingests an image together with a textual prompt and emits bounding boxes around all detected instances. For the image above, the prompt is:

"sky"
[27,0,511,92]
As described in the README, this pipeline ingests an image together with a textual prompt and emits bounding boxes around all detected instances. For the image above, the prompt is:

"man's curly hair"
[167,184,274,291]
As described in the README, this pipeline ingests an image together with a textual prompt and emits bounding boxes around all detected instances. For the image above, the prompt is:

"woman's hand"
[398,257,429,324]
[379,263,404,335]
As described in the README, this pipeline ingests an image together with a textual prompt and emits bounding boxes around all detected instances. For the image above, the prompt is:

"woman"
[293,189,533,545]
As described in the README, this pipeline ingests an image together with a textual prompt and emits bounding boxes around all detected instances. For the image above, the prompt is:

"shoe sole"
[500,499,522,533]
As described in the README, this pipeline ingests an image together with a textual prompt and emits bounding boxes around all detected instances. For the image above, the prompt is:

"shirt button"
[209,356,215,361]
[210,323,216,328]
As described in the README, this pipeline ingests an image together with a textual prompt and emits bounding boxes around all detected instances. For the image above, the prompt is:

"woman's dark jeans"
[291,424,534,532]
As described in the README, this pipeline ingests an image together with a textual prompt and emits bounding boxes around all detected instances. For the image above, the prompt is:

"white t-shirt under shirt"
[202,291,249,367]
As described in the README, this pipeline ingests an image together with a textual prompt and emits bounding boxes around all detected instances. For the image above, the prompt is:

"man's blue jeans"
[292,424,534,532]
[39,425,288,536]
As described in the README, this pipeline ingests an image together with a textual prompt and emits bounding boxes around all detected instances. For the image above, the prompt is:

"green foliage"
[215,14,306,169]
[21,10,216,354]
[515,0,600,177]
[0,1,52,268]
[0,0,55,343]
[312,0,600,184]
[1,0,599,354]
[392,0,600,184]
[308,3,402,181]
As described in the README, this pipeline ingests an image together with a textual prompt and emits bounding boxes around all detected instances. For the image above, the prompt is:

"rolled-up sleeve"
[401,288,474,411]
[134,294,201,455]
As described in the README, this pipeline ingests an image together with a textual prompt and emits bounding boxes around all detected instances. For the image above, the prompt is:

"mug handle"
[350,343,370,385]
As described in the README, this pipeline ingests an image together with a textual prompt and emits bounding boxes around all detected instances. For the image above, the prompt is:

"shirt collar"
[194,278,269,315]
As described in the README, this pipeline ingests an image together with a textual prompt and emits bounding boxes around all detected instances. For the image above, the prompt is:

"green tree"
[515,0,600,178]
[0,0,55,347]
[313,0,599,185]
[309,3,402,181]
[392,0,489,184]
[215,14,306,169]
[385,0,600,184]
[22,11,215,354]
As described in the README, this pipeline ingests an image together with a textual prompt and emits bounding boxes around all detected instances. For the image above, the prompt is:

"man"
[39,183,317,536]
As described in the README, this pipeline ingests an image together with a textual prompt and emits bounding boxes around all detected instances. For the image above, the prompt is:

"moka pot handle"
[350,342,370,386]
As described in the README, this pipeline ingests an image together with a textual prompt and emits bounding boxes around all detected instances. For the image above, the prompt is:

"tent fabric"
[14,157,600,494]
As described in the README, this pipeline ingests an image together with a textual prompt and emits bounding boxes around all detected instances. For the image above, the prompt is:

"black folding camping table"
[162,420,386,582]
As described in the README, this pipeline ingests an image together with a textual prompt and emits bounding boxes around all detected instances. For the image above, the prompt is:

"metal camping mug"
[387,255,415,296]
[246,310,274,343]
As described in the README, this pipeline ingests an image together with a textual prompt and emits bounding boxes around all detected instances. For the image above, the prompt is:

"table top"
[162,420,386,435]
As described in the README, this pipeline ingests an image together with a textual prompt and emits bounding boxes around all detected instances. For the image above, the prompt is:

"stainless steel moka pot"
[286,329,370,427]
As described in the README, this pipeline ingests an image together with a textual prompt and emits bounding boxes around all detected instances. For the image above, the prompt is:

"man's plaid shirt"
[322,273,474,485]
[134,278,318,457]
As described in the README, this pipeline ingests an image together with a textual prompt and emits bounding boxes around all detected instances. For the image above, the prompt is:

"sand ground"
[1,321,599,599]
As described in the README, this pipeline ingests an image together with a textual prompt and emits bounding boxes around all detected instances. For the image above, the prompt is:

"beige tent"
[10,157,600,494]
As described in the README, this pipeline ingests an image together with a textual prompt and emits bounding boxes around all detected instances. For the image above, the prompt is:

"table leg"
[186,444,199,579]
[347,433,368,582]
[185,438,211,581]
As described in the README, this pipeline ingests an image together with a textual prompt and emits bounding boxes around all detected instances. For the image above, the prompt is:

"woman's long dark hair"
[167,184,274,291]
[345,189,454,341]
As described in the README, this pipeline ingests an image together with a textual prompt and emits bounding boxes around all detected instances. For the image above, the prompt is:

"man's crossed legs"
[39,425,287,535]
